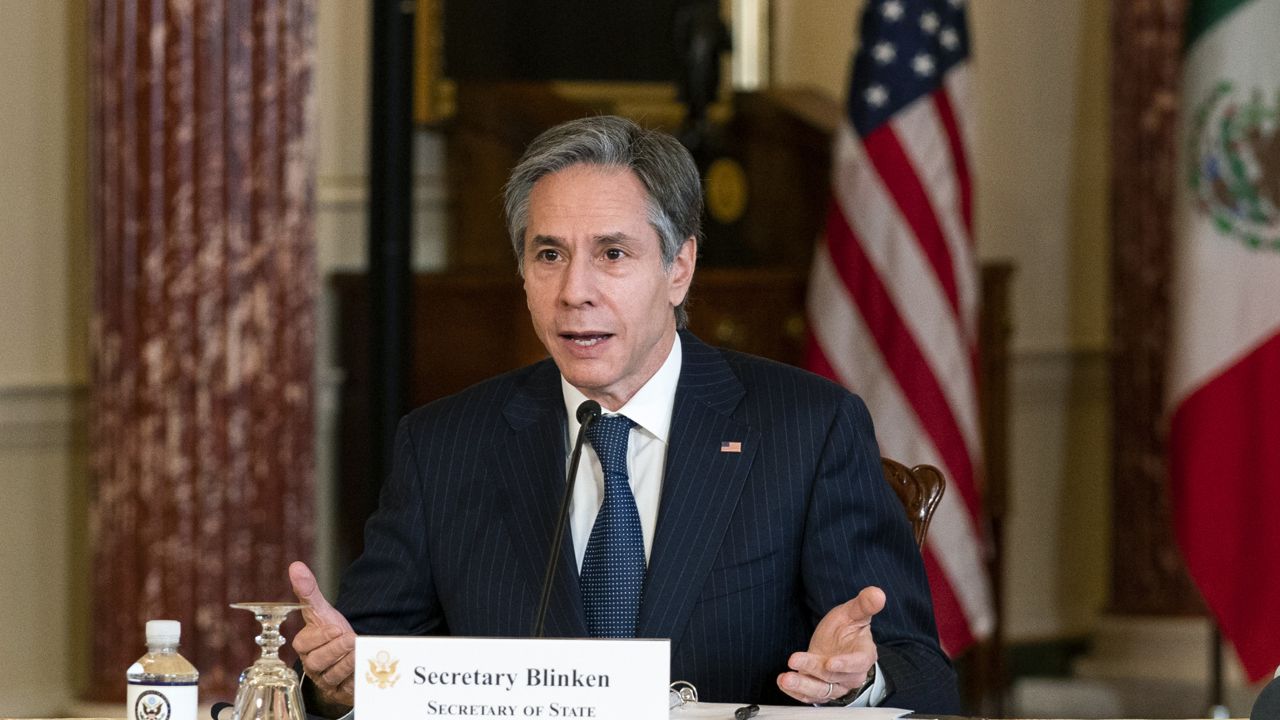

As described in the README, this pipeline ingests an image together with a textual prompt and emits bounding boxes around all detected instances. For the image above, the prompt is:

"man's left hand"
[776,585,884,705]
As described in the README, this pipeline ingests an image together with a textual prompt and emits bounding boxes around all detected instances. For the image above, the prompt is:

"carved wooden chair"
[880,457,946,548]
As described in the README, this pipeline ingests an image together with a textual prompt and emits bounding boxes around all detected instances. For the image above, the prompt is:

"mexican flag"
[1168,0,1280,682]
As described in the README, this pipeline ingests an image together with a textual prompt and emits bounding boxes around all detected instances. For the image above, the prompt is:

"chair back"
[880,457,946,548]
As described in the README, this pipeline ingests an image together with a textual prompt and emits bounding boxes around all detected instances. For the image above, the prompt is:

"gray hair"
[503,115,702,328]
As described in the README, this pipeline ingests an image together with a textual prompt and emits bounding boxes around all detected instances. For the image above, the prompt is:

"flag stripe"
[819,210,982,524]
[942,69,982,371]
[806,250,928,464]
[807,247,936,469]
[924,476,994,638]
[831,125,982,461]
[944,67,974,155]
[933,89,974,238]
[929,82,986,424]
[1185,0,1252,47]
[808,339,991,652]
[1169,0,1280,680]
[892,96,980,341]
[1171,331,1280,680]
[862,124,962,320]
[806,258,994,639]
[923,546,976,654]
[809,0,991,654]
[809,328,980,654]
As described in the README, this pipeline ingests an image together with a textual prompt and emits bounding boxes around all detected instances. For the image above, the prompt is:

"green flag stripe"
[1185,0,1251,49]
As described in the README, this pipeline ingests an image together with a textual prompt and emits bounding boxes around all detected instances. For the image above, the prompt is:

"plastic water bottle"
[126,619,198,720]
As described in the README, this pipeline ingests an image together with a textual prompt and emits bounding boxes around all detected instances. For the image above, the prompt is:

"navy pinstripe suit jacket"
[334,331,960,713]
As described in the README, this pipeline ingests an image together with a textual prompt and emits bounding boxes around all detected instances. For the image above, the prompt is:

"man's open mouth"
[561,333,612,347]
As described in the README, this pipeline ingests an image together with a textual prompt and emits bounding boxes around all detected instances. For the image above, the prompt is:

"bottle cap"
[145,619,181,645]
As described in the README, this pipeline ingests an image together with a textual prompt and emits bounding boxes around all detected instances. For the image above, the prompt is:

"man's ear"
[667,237,697,306]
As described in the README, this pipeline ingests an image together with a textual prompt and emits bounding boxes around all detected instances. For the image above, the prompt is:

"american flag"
[805,0,993,653]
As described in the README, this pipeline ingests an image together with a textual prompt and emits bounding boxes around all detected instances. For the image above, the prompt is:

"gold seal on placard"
[366,650,401,689]
[705,158,748,224]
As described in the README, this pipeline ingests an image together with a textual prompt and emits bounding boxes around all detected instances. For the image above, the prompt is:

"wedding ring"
[823,681,834,699]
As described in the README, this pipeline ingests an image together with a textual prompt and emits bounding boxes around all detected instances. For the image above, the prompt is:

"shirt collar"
[561,333,682,444]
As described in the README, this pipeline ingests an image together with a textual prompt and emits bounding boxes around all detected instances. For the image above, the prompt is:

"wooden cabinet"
[333,268,809,411]
[330,266,804,561]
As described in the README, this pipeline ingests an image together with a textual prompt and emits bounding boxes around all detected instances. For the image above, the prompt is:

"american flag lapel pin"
[720,441,742,453]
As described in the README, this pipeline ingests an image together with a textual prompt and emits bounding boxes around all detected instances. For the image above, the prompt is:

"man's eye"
[604,248,625,260]
[536,249,560,262]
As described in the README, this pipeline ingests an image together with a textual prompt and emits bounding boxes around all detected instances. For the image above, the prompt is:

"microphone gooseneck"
[533,399,602,637]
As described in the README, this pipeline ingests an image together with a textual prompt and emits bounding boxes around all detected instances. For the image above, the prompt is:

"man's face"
[522,164,695,410]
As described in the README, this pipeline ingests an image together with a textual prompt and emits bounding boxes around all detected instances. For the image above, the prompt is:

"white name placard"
[355,636,670,720]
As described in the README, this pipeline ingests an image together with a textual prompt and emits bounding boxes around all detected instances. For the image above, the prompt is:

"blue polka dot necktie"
[580,414,645,637]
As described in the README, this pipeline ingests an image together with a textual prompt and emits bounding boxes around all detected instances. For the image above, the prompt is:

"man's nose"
[558,253,596,306]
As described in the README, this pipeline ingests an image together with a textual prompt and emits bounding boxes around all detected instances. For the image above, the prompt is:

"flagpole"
[1208,623,1227,718]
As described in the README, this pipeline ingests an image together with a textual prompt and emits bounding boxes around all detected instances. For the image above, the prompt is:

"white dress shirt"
[561,334,682,569]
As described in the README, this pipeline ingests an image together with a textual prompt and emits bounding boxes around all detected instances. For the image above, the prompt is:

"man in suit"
[289,115,960,716]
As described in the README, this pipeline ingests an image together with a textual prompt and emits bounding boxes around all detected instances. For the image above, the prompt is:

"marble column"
[88,0,316,701]
[1109,0,1201,614]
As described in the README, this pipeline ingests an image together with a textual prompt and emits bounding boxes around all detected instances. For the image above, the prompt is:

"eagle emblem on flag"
[1187,80,1280,251]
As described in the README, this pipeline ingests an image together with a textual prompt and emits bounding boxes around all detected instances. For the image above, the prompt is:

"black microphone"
[1252,671,1280,720]
[533,399,601,637]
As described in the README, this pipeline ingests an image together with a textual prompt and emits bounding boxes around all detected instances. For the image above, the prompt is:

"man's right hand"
[290,561,356,713]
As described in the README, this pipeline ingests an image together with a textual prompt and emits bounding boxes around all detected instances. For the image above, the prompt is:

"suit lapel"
[490,361,589,637]
[638,333,758,645]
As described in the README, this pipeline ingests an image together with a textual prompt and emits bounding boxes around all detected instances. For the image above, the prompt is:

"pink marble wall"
[89,0,316,701]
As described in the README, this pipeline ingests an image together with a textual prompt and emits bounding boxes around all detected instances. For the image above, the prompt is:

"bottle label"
[126,682,197,720]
